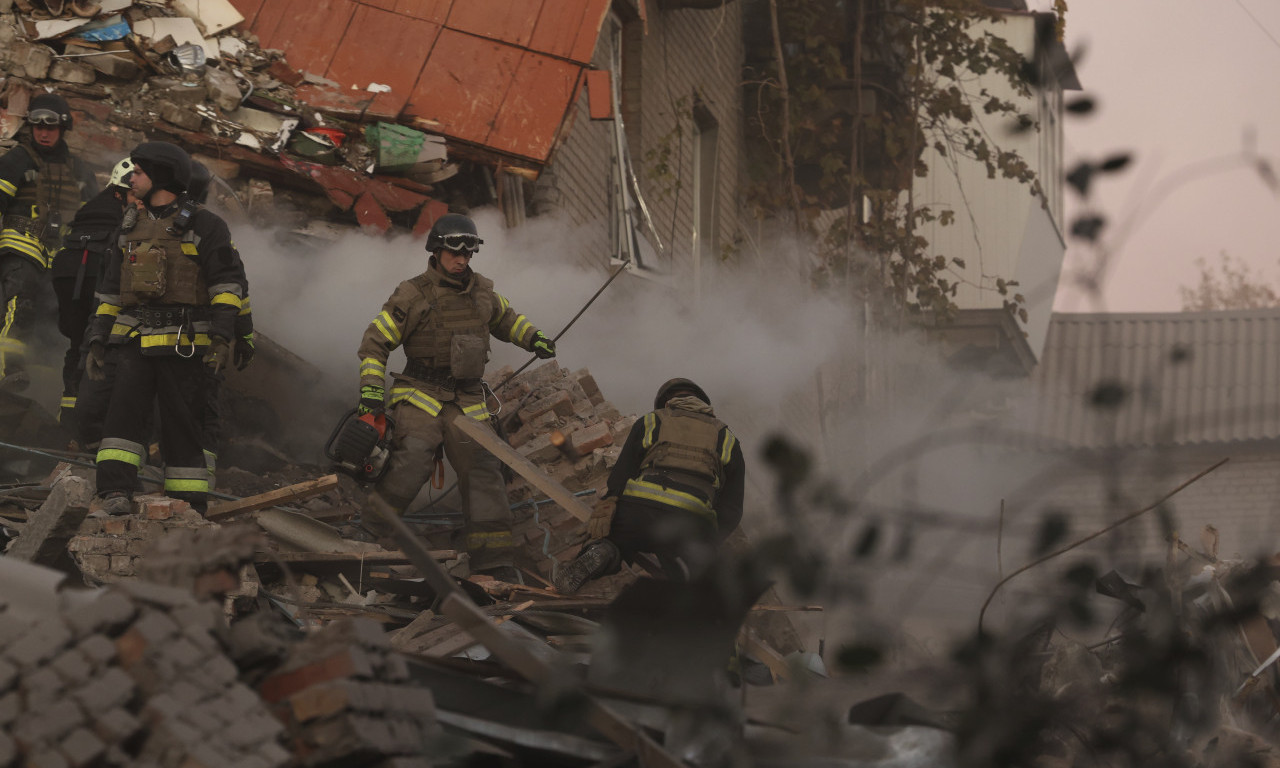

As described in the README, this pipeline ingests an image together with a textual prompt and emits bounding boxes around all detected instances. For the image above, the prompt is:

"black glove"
[203,336,231,374]
[86,341,107,382]
[234,333,255,371]
[358,384,385,415]
[531,331,556,359]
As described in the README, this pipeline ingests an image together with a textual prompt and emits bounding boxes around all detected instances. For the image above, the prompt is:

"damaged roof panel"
[529,0,611,64]
[326,4,440,110]
[409,28,522,147]
[257,0,359,76]
[391,0,451,23]
[446,0,541,48]
[229,0,609,167]
[488,52,582,158]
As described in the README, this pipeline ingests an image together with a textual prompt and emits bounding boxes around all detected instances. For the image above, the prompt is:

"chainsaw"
[323,409,396,482]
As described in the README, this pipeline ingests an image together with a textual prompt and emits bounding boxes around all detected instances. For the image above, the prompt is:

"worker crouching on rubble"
[87,141,249,516]
[0,92,97,392]
[357,213,557,576]
[555,378,745,595]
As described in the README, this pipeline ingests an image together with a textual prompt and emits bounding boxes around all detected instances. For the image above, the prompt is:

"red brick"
[267,58,304,86]
[101,518,128,535]
[258,649,375,704]
[569,422,612,455]
[518,391,573,424]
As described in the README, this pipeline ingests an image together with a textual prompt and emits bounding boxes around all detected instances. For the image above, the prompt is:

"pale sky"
[1045,0,1280,313]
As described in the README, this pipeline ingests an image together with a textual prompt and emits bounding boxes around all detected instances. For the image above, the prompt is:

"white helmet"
[108,157,134,189]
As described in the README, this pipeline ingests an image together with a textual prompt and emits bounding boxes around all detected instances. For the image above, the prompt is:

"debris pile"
[0,0,460,238]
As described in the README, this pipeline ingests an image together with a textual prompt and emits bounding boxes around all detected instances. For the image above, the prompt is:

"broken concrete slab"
[6,470,93,566]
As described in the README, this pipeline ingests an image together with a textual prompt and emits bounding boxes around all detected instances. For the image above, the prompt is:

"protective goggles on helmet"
[26,109,63,126]
[440,232,483,253]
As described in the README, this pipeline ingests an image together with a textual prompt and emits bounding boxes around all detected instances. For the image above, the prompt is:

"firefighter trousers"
[0,253,49,376]
[368,400,512,566]
[606,497,720,581]
[95,341,210,511]
[52,274,96,423]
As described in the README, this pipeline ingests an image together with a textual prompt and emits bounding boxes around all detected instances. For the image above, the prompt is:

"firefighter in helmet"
[0,92,97,391]
[51,156,137,431]
[555,378,745,594]
[87,141,249,515]
[357,212,556,574]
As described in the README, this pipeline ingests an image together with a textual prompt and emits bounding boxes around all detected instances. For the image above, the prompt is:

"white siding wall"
[914,13,1066,360]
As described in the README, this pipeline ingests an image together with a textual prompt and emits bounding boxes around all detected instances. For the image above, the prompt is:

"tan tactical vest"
[402,272,496,377]
[9,141,83,245]
[118,212,206,306]
[638,408,727,500]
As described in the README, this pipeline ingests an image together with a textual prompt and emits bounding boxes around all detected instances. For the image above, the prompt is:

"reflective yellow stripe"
[465,531,515,550]
[496,293,510,314]
[97,448,141,467]
[360,358,386,378]
[60,396,76,409]
[0,179,15,196]
[622,478,717,526]
[642,412,657,449]
[239,296,252,316]
[373,311,401,346]
[211,292,242,309]
[720,432,737,465]
[390,387,442,416]
[139,332,211,348]
[461,401,490,420]
[180,243,198,255]
[96,303,121,318]
[164,478,209,493]
[509,316,531,344]
[0,232,49,267]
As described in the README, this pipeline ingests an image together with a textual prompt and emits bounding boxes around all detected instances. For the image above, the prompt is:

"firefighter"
[358,212,556,574]
[87,141,247,515]
[554,378,745,595]
[50,157,136,430]
[0,92,97,391]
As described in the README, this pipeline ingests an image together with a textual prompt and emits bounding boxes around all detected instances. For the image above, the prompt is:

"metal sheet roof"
[227,0,610,166]
[1029,310,1280,449]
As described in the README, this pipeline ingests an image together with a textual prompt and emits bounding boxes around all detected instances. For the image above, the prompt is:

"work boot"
[554,539,621,595]
[99,492,132,517]
[0,370,29,393]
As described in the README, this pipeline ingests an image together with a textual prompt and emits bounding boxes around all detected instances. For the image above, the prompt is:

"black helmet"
[130,141,192,195]
[654,378,710,410]
[425,213,484,255]
[27,92,73,132]
[187,159,212,204]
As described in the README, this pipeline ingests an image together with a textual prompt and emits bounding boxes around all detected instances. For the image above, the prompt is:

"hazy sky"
[1044,0,1280,313]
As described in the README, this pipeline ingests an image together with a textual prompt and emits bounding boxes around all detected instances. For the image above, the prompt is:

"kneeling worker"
[555,378,745,594]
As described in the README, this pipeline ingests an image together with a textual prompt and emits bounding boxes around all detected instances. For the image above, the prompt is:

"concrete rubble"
[0,362,832,767]
[0,0,459,241]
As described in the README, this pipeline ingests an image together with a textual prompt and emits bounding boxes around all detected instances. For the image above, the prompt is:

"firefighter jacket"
[89,202,246,357]
[0,137,96,268]
[50,186,127,285]
[607,396,745,536]
[358,261,545,422]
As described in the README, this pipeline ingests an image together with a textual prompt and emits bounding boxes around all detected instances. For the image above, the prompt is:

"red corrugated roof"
[226,0,610,168]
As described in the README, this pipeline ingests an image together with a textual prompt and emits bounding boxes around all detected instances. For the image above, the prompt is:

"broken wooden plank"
[253,549,456,565]
[207,474,339,520]
[740,627,791,683]
[450,416,593,524]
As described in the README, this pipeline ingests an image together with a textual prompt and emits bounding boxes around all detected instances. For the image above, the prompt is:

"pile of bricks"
[486,361,638,579]
[0,560,289,767]
[259,618,439,767]
[68,495,218,583]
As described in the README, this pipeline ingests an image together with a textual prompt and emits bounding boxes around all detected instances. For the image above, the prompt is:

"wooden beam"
[253,549,456,565]
[207,475,339,520]
[450,417,594,523]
